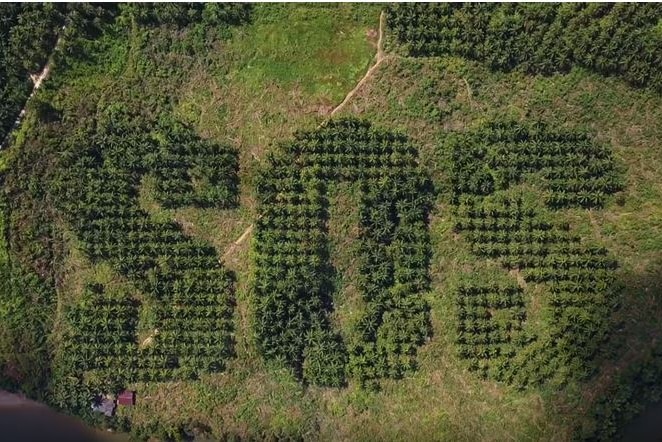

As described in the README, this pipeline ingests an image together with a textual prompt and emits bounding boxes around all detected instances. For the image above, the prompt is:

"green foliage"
[388,3,662,92]
[4,2,659,439]
[0,4,112,144]
[446,120,624,208]
[254,118,433,388]
[50,109,239,384]
[123,2,252,28]
[444,122,624,387]
[454,282,526,381]
[0,189,55,396]
[580,343,662,440]
[302,327,347,388]
[0,1,247,148]
[0,119,62,398]
[5,4,61,73]
[50,283,137,414]
[146,117,239,209]
[0,259,56,397]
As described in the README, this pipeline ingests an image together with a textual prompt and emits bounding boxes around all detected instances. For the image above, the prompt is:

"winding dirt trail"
[329,11,387,117]
[222,11,388,261]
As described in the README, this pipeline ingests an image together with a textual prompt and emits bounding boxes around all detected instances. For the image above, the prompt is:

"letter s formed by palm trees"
[444,120,623,387]
[51,109,240,384]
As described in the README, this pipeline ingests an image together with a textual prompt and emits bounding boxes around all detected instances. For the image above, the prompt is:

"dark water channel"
[0,390,114,441]
[622,401,662,442]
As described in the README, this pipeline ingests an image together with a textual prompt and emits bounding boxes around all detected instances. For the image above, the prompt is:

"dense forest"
[1,3,661,441]
[0,4,126,143]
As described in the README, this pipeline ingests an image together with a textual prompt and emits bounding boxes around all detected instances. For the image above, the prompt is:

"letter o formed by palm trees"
[254,118,433,388]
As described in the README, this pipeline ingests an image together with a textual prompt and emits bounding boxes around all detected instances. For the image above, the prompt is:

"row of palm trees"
[388,3,661,92]
[489,139,612,158]
[466,228,579,246]
[452,195,620,385]
[446,121,623,386]
[254,118,433,388]
[455,215,554,233]
[51,120,238,385]
[449,122,622,210]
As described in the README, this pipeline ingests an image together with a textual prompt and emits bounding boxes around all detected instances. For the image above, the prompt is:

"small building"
[117,390,135,406]
[91,396,116,417]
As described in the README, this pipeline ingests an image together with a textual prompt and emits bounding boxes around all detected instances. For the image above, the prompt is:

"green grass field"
[1,4,662,440]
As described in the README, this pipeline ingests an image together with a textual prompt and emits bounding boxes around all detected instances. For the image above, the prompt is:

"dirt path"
[0,36,61,151]
[330,10,386,117]
[221,223,255,261]
[221,11,388,261]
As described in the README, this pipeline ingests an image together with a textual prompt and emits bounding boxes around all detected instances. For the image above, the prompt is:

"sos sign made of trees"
[59,115,621,389]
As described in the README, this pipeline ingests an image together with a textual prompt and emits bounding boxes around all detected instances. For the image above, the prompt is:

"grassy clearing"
[327,182,363,340]
[169,3,380,272]
[175,3,379,154]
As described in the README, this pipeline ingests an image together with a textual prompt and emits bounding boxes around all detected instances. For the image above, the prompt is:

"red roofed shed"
[117,390,135,406]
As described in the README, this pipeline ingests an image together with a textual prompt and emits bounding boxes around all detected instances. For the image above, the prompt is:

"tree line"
[388,3,662,92]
